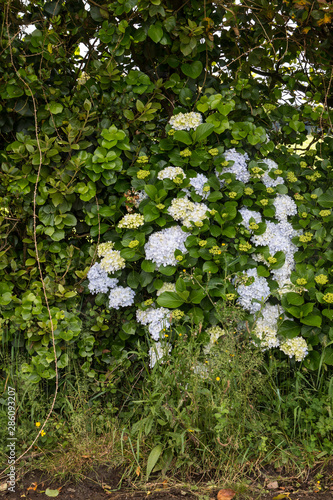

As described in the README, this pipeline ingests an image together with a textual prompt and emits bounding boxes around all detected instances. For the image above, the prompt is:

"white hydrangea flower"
[168,197,209,228]
[280,337,308,362]
[216,149,250,185]
[109,286,135,309]
[169,112,202,131]
[118,213,145,229]
[137,306,171,341]
[100,249,126,273]
[149,342,171,368]
[235,268,270,314]
[252,304,284,350]
[188,174,210,199]
[259,159,284,187]
[144,225,188,267]
[251,220,299,288]
[156,282,176,296]
[273,194,297,222]
[203,325,226,353]
[238,208,262,231]
[192,362,209,378]
[97,242,114,257]
[87,263,119,294]
[157,166,185,181]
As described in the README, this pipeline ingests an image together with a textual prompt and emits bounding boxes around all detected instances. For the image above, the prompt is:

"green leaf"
[285,292,304,306]
[303,350,320,370]
[181,61,203,79]
[300,315,322,327]
[173,130,192,145]
[318,190,333,208]
[189,289,205,304]
[148,24,164,43]
[203,261,218,273]
[188,307,204,324]
[146,444,163,481]
[157,292,185,308]
[48,102,63,114]
[193,123,215,142]
[278,320,301,339]
[141,260,156,272]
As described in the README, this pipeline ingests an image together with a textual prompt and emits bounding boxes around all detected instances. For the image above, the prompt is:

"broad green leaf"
[181,61,203,79]
[193,123,215,142]
[146,444,163,481]
[148,24,163,43]
[156,292,184,308]
[48,102,63,114]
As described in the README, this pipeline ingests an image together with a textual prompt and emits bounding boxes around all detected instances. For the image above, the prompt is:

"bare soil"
[1,464,333,500]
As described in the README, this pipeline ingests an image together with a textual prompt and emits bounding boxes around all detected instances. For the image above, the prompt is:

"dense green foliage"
[1,0,333,380]
[1,0,333,475]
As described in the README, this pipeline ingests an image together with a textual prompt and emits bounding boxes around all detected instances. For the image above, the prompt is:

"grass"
[1,324,333,492]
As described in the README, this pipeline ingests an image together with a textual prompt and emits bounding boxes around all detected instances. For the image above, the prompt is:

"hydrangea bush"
[86,103,333,371]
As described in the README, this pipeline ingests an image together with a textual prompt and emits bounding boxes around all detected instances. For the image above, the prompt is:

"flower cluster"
[239,208,262,232]
[235,268,270,314]
[100,249,126,273]
[149,342,171,368]
[252,304,283,350]
[279,337,308,362]
[144,225,188,267]
[168,197,209,227]
[157,166,185,181]
[109,286,135,309]
[156,282,176,296]
[188,174,210,199]
[118,213,145,229]
[169,112,202,131]
[204,325,225,353]
[136,306,171,340]
[273,194,297,222]
[216,149,250,185]
[87,263,119,294]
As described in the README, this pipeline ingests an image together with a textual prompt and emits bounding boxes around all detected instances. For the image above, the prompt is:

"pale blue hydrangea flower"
[87,263,119,294]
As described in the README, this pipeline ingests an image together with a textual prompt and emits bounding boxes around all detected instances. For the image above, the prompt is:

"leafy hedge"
[1,0,333,382]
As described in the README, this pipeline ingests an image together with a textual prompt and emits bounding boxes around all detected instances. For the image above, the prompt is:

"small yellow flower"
[199,240,207,247]
[137,169,150,179]
[35,422,41,428]
[315,274,328,285]
[319,210,331,217]
[41,430,46,437]
[216,377,220,381]
[323,293,333,304]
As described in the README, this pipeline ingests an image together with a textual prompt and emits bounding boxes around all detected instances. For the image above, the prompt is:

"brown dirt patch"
[1,465,333,500]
